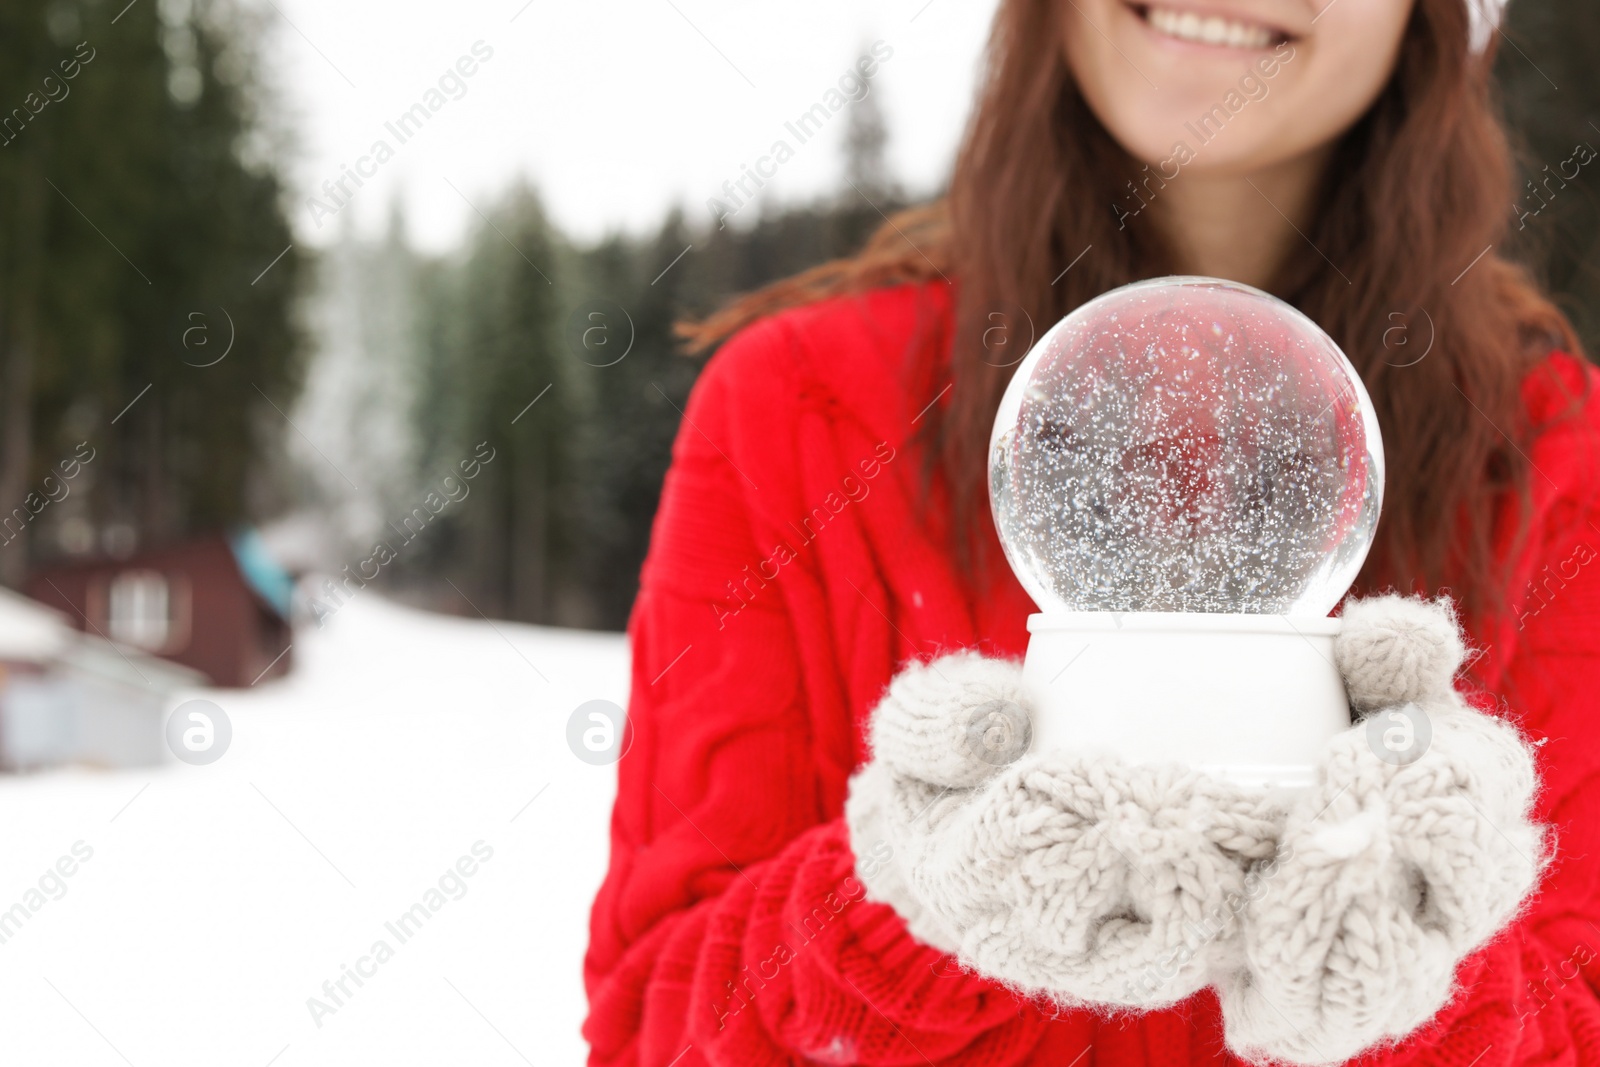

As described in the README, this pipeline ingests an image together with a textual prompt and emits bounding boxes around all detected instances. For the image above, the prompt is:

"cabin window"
[107,570,173,650]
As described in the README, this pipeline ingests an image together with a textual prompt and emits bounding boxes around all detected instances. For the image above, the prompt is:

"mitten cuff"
[844,761,963,955]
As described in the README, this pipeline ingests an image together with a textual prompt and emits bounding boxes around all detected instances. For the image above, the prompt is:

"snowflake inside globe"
[988,277,1384,616]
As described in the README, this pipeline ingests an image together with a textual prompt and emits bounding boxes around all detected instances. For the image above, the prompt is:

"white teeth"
[1145,6,1276,48]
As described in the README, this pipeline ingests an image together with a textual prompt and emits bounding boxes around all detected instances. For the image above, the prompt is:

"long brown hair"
[681,0,1583,624]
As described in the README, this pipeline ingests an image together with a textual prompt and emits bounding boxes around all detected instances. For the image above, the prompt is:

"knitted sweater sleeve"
[1361,360,1600,1067]
[582,320,1041,1067]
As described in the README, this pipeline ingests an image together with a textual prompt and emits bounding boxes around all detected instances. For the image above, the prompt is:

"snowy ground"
[0,595,626,1066]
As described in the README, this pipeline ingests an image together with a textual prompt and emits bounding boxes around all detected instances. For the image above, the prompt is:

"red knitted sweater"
[584,282,1600,1067]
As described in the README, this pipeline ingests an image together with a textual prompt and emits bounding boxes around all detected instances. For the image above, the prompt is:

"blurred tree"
[389,79,911,629]
[567,210,703,628]
[291,207,423,545]
[401,184,581,623]
[0,0,304,584]
[844,44,893,201]
[1496,0,1600,355]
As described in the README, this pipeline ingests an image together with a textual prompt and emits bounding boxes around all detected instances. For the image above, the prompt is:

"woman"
[586,0,1600,1063]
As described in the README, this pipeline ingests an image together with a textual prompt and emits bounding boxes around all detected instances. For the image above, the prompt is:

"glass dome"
[988,276,1383,616]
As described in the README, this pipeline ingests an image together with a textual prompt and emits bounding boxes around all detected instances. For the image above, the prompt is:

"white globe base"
[1019,612,1351,790]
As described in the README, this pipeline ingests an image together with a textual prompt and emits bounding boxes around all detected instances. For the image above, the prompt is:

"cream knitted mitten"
[1216,597,1543,1064]
[844,595,1543,1065]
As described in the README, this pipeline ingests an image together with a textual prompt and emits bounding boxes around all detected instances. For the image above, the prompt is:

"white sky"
[264,0,1002,252]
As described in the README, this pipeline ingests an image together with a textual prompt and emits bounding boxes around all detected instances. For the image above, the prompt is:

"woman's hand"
[1216,597,1544,1064]
[844,650,1284,1008]
[844,596,1544,1065]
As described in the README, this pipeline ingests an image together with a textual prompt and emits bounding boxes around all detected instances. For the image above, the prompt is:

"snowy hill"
[0,595,626,1066]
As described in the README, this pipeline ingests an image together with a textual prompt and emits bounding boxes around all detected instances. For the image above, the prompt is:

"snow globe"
[989,277,1384,788]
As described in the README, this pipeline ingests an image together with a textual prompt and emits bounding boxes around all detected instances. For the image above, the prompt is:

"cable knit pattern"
[846,596,1545,1065]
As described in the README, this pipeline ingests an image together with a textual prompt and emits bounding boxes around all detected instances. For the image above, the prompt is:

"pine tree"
[0,0,304,582]
[1496,0,1600,353]
[844,49,893,201]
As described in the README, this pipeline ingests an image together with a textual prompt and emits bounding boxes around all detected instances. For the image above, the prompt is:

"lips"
[1133,4,1291,49]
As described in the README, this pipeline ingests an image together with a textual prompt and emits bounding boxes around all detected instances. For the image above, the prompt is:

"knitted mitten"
[845,650,1286,1010]
[844,596,1543,1063]
[1216,596,1544,1065]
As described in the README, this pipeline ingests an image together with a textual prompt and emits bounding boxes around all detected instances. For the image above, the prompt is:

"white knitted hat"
[1467,0,1507,52]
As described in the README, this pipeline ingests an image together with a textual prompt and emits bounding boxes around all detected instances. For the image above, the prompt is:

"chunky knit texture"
[846,597,1544,1065]
[584,282,1600,1067]
[848,651,1278,1008]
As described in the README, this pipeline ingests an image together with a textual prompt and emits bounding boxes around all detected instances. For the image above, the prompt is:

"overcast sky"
[263,0,1002,252]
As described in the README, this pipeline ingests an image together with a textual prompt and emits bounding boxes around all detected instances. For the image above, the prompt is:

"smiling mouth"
[1132,5,1291,49]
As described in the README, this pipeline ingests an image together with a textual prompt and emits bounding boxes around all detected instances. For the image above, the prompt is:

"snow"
[0,587,71,661]
[0,594,626,1066]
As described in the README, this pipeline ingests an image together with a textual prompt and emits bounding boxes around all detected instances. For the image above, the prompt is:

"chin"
[1075,59,1302,174]
[1115,105,1286,169]
[1111,107,1214,164]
